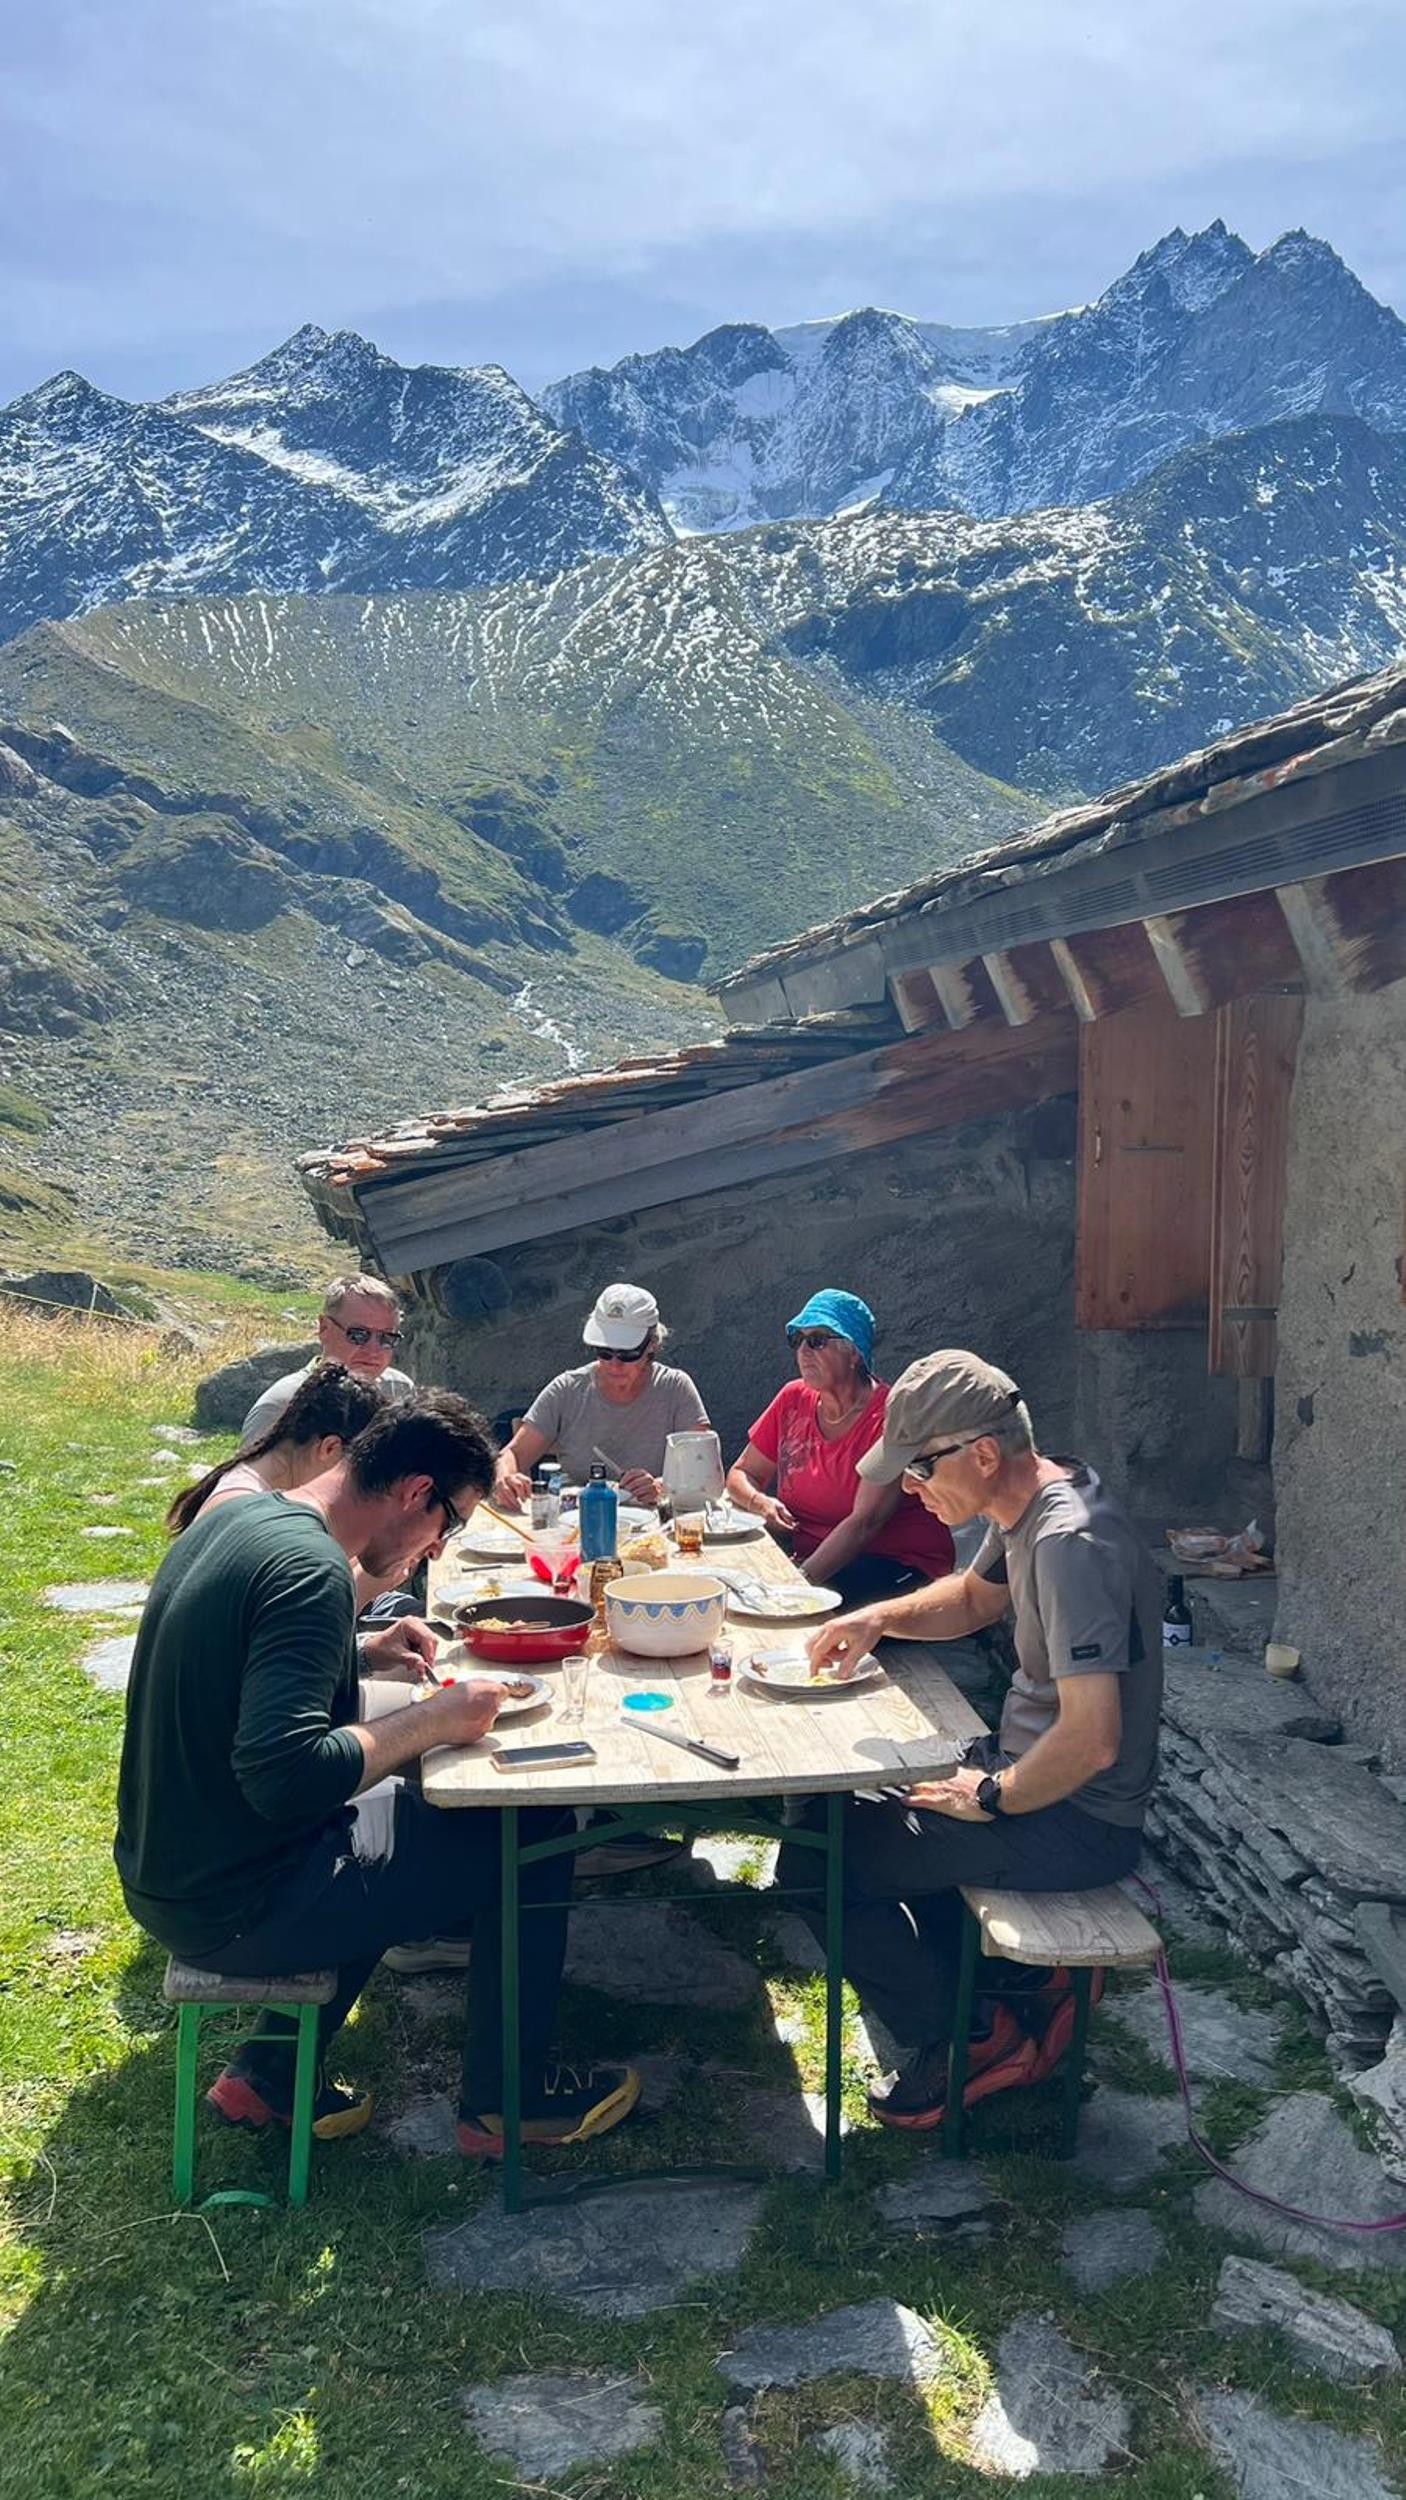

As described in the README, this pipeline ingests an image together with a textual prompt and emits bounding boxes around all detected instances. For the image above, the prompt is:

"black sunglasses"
[433,1483,467,1537]
[337,1322,402,1349]
[902,1440,978,1480]
[788,1328,841,1351]
[585,1339,652,1363]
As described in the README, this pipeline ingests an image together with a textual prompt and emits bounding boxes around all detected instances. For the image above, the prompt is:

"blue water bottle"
[579,1463,619,1563]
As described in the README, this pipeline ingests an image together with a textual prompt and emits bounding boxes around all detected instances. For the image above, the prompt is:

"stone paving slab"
[459,2370,663,2477]
[691,1836,776,1887]
[153,1424,202,1445]
[79,1633,137,1695]
[1110,1980,1283,2082]
[766,1908,826,1973]
[1070,2087,1189,2190]
[720,2299,958,2396]
[1195,2092,1406,2272]
[813,2422,895,2490]
[79,1524,134,1541]
[427,2178,764,2317]
[737,2085,848,2172]
[875,2158,997,2238]
[1193,2383,1400,2499]
[1211,2254,1401,2381]
[44,1579,148,1614]
[1059,2209,1164,2292]
[966,2313,1131,2480]
[564,1900,761,2008]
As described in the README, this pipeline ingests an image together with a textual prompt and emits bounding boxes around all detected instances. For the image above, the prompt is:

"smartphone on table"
[491,1740,597,1771]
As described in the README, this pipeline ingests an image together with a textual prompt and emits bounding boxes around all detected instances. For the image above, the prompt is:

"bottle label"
[1162,1622,1192,1647]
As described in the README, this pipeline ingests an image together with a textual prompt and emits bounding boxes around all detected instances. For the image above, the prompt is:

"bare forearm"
[348,1691,465,1790]
[868,1573,995,1644]
[999,1722,1116,1814]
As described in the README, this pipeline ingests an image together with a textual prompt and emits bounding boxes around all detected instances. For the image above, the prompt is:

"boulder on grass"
[193,1342,318,1434]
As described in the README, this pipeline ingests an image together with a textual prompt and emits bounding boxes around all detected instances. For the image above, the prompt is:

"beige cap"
[583,1282,660,1349]
[857,1349,1024,1484]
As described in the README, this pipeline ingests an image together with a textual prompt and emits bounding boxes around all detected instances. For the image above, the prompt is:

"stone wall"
[402,1094,1239,1517]
[1274,986,1406,1763]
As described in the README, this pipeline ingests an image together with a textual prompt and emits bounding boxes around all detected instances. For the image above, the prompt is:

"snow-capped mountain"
[543,305,1050,533]
[0,330,669,643]
[548,224,1406,530]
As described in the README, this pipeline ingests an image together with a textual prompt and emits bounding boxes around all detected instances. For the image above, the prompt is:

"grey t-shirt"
[523,1363,708,1485]
[240,1359,414,1448]
[974,1460,1162,1828]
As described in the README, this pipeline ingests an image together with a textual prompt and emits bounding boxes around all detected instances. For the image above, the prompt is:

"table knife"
[622,1718,740,1771]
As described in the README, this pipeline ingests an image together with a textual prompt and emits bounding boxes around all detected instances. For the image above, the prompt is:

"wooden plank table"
[423,1521,984,2208]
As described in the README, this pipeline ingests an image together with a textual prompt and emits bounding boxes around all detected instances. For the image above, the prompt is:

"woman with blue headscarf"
[725,1290,954,1607]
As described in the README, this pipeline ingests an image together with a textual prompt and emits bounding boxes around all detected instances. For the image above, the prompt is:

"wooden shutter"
[1208,994,1305,1375]
[1075,994,1217,1329]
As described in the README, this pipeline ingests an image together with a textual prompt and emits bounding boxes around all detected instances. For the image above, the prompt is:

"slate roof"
[717,656,1406,1001]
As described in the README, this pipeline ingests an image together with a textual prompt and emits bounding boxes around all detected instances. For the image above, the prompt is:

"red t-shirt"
[748,1381,955,1579]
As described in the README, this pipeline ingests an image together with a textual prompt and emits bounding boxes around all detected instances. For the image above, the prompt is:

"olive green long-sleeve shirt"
[115,1492,364,1956]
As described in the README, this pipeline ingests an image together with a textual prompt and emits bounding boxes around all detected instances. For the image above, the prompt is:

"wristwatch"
[975,1772,1005,1817]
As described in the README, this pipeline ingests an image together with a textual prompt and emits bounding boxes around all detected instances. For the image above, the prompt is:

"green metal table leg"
[1058,1969,1095,2158]
[172,2004,200,2206]
[286,2000,320,2205]
[501,1805,523,2214]
[944,1904,981,2159]
[823,1793,845,2181]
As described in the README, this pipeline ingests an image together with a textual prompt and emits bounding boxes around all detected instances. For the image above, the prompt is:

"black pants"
[189,1783,572,2113]
[826,1554,928,1610]
[776,1739,1142,2055]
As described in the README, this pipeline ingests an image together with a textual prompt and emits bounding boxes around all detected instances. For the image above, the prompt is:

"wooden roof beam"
[1318,857,1406,993]
[1142,913,1214,1016]
[1049,924,1162,1023]
[889,968,945,1034]
[1276,878,1349,995]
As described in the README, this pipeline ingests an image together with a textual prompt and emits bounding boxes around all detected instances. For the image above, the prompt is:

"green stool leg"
[823,1793,845,2182]
[943,1904,981,2160]
[1057,1969,1095,2158]
[286,2001,321,2205]
[172,2003,201,2206]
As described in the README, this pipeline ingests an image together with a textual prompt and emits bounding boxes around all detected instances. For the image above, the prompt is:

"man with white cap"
[494,1283,709,1508]
[783,1349,1162,2132]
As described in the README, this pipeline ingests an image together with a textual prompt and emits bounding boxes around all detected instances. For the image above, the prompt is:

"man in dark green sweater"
[116,1391,638,2156]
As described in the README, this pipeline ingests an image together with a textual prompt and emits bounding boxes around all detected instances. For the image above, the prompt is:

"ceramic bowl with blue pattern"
[605,1571,728,1658]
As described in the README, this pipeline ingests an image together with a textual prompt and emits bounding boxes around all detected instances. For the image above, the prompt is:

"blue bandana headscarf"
[786,1289,875,1369]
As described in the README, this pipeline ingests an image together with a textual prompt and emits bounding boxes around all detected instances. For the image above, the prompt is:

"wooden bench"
[163,1959,336,2209]
[944,1883,1163,2158]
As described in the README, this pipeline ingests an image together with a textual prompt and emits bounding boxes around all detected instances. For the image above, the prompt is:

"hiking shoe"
[382,1935,474,1974]
[457,2061,641,2157]
[207,2062,374,2141]
[1026,1967,1106,2083]
[868,2006,1037,2131]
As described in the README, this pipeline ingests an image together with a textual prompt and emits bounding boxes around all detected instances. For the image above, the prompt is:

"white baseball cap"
[583,1282,660,1349]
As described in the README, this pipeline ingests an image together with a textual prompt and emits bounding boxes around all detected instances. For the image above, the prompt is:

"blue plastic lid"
[621,1690,673,1712]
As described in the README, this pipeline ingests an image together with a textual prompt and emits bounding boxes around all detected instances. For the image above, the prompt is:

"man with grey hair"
[240,1275,415,1446]
[783,1349,1161,2132]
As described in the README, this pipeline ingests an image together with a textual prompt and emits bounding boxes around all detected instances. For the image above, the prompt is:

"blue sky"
[5,0,1405,405]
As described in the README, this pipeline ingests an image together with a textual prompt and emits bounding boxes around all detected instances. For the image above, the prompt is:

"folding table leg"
[823,1793,845,2181]
[500,1806,523,2214]
[943,1903,981,2160]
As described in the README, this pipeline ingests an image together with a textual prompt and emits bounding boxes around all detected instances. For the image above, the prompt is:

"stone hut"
[298,660,1406,1767]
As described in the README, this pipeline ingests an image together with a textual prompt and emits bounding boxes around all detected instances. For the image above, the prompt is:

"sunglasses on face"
[902,1434,986,1481]
[788,1329,841,1352]
[432,1483,466,1538]
[586,1340,652,1364]
[336,1322,402,1349]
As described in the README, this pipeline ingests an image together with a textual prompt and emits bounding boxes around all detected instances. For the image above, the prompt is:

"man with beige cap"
[783,1349,1161,2132]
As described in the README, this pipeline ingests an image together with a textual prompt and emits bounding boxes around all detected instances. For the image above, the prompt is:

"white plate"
[724,1581,844,1621]
[453,1526,534,1562]
[737,1648,883,1696]
[702,1507,767,1543]
[426,1652,551,1716]
[436,1575,540,1607]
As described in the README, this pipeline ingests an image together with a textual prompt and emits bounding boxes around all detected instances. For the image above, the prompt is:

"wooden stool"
[163,1960,336,2209]
[944,1884,1162,2158]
